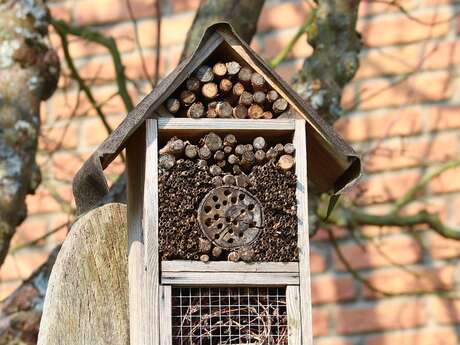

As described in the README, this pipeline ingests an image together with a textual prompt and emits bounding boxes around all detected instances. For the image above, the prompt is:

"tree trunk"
[293,0,361,124]
[180,0,266,61]
[0,0,59,266]
[291,0,361,235]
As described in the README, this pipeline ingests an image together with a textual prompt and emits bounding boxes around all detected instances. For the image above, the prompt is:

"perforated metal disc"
[198,186,264,249]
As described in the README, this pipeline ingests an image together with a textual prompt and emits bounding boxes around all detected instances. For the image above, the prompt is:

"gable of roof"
[73,22,361,215]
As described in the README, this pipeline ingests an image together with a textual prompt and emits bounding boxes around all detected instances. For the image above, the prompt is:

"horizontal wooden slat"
[162,272,299,286]
[162,261,299,273]
[158,118,296,131]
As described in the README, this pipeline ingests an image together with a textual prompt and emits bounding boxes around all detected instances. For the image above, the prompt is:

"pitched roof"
[73,22,361,215]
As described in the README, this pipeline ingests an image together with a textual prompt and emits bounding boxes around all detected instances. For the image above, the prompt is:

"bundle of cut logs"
[164,61,292,119]
[159,132,295,175]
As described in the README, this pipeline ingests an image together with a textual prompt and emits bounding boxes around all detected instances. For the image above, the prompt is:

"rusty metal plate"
[198,186,264,249]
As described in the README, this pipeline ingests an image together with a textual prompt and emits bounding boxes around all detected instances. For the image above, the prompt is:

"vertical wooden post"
[144,120,160,345]
[294,119,313,345]
[287,285,302,345]
[127,125,147,345]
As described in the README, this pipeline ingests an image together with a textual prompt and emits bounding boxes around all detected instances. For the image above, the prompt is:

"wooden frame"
[127,118,312,345]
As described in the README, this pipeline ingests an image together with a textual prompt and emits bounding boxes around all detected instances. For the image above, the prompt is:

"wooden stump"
[38,203,129,345]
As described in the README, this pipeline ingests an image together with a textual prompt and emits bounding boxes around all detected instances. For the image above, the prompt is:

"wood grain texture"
[38,203,128,345]
[162,272,299,286]
[286,286,302,345]
[158,118,296,131]
[144,120,160,345]
[162,261,298,273]
[159,286,172,345]
[127,126,147,345]
[294,119,313,345]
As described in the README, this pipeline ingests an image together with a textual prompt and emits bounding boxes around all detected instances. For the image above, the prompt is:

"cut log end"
[165,98,180,113]
[277,154,295,171]
[216,101,233,118]
[195,65,214,83]
[248,104,264,119]
[204,132,223,152]
[273,98,288,113]
[187,102,205,118]
[212,62,227,77]
[202,82,218,99]
[185,77,200,92]
[180,90,196,106]
[226,61,241,76]
[238,67,252,84]
[251,72,265,91]
[219,78,233,93]
[233,104,248,119]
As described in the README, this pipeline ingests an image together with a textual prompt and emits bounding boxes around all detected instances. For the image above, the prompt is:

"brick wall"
[2,0,460,344]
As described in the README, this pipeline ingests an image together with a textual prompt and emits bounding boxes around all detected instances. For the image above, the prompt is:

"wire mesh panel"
[171,287,288,345]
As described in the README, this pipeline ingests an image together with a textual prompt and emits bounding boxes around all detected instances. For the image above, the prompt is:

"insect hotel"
[73,23,360,345]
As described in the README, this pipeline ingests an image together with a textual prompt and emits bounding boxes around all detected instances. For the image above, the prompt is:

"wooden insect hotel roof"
[73,22,361,214]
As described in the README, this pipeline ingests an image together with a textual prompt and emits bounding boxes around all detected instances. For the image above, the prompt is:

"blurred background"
[1,0,459,344]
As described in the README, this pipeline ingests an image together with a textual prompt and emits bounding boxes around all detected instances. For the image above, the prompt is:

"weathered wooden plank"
[127,126,146,345]
[162,261,298,273]
[159,285,172,345]
[144,120,160,345]
[158,118,295,131]
[294,119,313,345]
[286,286,302,345]
[38,203,128,345]
[162,272,299,286]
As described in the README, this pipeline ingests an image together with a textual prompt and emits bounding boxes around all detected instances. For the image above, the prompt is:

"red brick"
[313,309,329,337]
[49,5,71,22]
[310,248,327,273]
[27,187,62,215]
[138,14,194,48]
[170,0,200,12]
[258,2,311,33]
[429,233,460,259]
[355,171,420,205]
[50,152,86,181]
[363,266,454,298]
[40,122,80,151]
[12,216,49,247]
[366,328,459,345]
[429,166,460,194]
[48,214,71,243]
[315,339,353,345]
[0,250,51,281]
[311,275,356,304]
[358,10,451,47]
[365,134,459,172]
[273,59,303,82]
[335,107,422,142]
[356,40,460,80]
[336,300,426,334]
[431,297,460,324]
[358,71,453,111]
[66,24,138,59]
[263,29,313,60]
[333,235,421,271]
[312,226,349,242]
[81,115,124,147]
[0,281,21,300]
[427,106,460,131]
[75,0,157,25]
[358,0,418,17]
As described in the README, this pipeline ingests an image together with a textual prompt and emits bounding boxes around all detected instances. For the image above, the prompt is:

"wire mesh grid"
[171,287,288,345]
